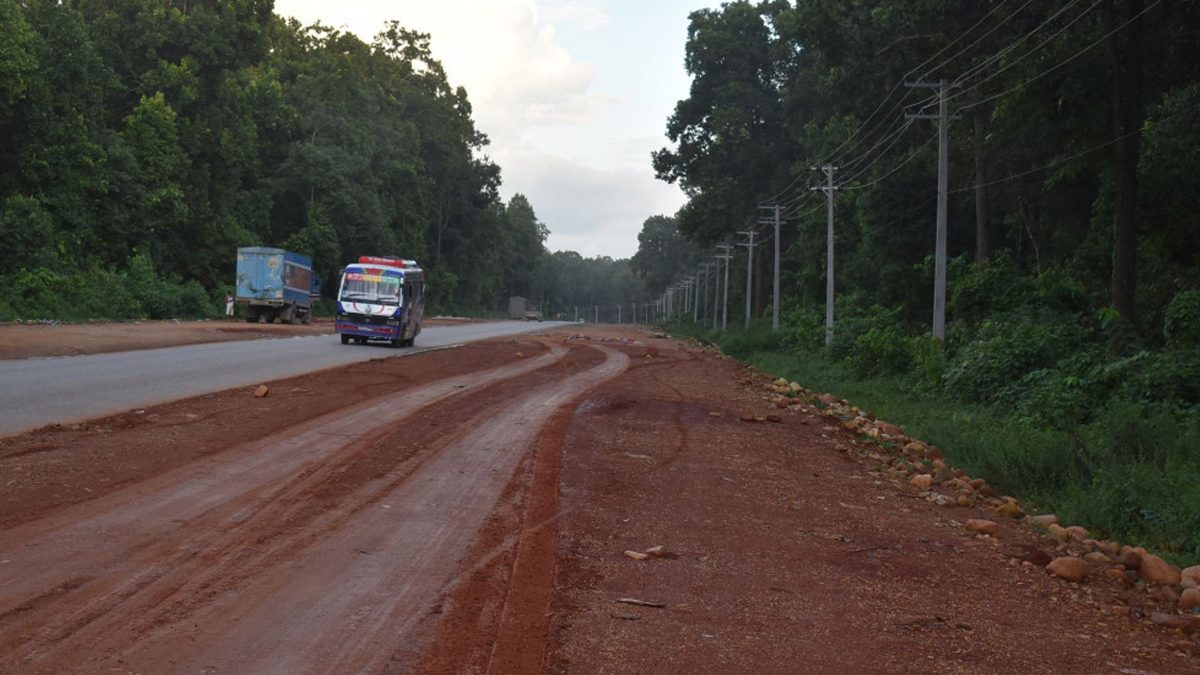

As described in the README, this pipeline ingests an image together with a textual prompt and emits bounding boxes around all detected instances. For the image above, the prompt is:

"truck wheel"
[281,305,296,325]
[265,311,277,324]
[340,334,351,345]
[244,310,258,323]
[301,311,312,325]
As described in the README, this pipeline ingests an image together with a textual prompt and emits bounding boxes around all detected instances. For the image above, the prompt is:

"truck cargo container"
[508,296,543,321]
[235,247,321,324]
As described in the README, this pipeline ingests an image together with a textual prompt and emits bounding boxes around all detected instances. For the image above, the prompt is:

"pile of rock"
[754,373,1200,635]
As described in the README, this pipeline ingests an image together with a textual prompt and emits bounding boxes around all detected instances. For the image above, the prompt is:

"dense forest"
[641,0,1200,563]
[0,0,644,319]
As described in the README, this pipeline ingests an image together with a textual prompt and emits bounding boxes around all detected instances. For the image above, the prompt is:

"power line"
[957,0,1163,113]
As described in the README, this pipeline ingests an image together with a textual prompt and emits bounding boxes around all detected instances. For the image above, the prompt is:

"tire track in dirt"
[0,341,627,674]
[411,347,705,674]
[138,343,629,675]
[0,345,568,644]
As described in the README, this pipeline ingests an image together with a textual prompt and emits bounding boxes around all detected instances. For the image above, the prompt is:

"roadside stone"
[1182,564,1200,586]
[1028,514,1058,528]
[254,384,269,398]
[739,412,757,422]
[956,495,974,507]
[932,494,955,507]
[997,501,1025,519]
[766,414,783,424]
[933,466,955,484]
[1047,556,1088,582]
[1083,551,1112,565]
[1013,545,1053,567]
[1116,549,1143,570]
[1153,586,1180,603]
[1179,588,1200,612]
[965,519,999,536]
[910,474,933,490]
[1150,612,1200,635]
[1139,553,1182,586]
[1064,525,1087,540]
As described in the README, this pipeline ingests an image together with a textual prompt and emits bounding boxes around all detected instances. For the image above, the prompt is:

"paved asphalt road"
[0,321,570,438]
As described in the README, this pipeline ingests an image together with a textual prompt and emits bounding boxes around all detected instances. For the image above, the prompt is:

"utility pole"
[738,229,757,328]
[758,205,783,331]
[716,244,733,331]
[906,79,958,340]
[705,258,715,326]
[811,166,839,344]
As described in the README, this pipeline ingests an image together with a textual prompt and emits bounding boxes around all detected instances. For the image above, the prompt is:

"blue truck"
[335,256,426,347]
[235,247,322,324]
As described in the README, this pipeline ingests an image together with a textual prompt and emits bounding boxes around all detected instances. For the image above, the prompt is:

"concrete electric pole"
[906,79,958,341]
[811,166,839,345]
[738,229,757,328]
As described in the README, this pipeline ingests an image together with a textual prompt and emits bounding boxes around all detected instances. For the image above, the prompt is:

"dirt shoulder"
[0,323,1195,673]
[0,316,473,361]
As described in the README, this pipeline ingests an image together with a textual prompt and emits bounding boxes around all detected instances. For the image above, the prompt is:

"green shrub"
[718,320,787,358]
[1163,289,1200,348]
[783,306,827,354]
[910,333,947,391]
[851,324,912,377]
[949,253,1038,323]
[942,312,1084,404]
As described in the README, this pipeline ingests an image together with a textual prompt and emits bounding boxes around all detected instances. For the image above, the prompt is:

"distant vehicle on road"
[335,256,426,347]
[508,296,543,322]
[236,247,321,324]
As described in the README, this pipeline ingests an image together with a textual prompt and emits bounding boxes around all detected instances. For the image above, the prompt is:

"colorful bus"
[334,256,426,347]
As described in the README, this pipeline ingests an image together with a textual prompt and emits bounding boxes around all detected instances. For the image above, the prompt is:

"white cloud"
[272,0,704,259]
[539,3,610,30]
[496,149,682,258]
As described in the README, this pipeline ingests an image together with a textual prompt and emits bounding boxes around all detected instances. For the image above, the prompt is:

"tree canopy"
[0,0,574,318]
[650,0,1200,338]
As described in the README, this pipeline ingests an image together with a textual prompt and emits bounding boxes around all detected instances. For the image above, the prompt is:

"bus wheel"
[340,334,350,345]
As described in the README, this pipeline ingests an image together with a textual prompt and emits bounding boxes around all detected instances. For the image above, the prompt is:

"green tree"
[631,215,700,295]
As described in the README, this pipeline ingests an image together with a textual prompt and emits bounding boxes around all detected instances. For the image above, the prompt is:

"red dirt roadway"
[0,333,626,674]
[0,321,1197,674]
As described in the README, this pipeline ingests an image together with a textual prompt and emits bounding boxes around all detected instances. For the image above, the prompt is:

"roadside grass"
[668,320,1200,566]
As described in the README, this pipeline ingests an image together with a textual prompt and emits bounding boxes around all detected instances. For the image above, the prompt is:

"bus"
[334,256,426,347]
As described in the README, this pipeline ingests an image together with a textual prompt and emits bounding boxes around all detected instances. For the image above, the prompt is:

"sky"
[272,0,721,260]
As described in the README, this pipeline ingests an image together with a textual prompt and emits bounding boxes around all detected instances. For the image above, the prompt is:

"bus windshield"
[340,272,402,307]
